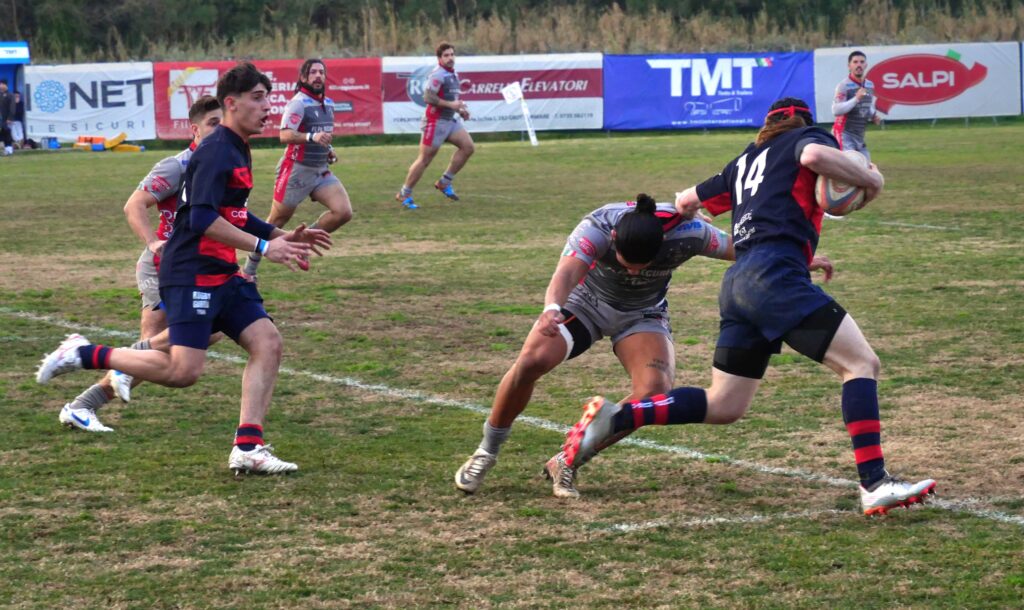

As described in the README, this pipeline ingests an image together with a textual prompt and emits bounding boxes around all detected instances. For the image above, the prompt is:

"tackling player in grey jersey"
[454,195,734,497]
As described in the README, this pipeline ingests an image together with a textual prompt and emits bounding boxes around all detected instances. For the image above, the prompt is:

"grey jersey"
[831,76,877,139]
[562,202,732,310]
[137,146,193,241]
[424,65,460,121]
[280,90,335,167]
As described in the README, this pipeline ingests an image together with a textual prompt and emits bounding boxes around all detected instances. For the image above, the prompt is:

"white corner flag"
[501,81,538,146]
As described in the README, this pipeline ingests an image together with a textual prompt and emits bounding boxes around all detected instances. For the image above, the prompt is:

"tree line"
[2,0,1021,62]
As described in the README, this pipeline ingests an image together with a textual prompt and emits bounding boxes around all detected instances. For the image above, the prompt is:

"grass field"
[1,122,1023,608]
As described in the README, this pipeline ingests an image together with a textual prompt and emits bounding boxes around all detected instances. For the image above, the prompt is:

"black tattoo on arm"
[646,358,672,375]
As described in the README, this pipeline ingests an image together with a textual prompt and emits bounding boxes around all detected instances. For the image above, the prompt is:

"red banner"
[153,58,382,139]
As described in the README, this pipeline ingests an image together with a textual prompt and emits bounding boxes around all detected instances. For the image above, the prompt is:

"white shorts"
[273,160,342,208]
[135,248,161,310]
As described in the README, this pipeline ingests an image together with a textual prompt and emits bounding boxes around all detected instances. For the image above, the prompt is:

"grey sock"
[400,186,413,196]
[478,421,511,456]
[242,253,263,276]
[71,384,111,411]
[130,339,151,350]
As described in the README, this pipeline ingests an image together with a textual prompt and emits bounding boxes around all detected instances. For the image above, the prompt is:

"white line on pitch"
[604,508,848,533]
[8,307,1023,528]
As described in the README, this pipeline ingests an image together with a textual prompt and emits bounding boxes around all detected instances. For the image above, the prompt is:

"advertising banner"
[382,53,602,134]
[24,62,155,141]
[814,42,1022,121]
[153,58,382,139]
[603,52,815,130]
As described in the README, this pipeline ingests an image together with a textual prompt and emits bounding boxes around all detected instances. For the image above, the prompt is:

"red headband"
[766,105,811,120]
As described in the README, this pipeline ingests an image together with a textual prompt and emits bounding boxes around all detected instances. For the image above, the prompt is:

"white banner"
[382,53,603,134]
[25,62,156,141]
[815,42,1021,121]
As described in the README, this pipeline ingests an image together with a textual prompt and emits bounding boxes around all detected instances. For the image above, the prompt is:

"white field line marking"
[605,509,848,533]
[8,307,1023,528]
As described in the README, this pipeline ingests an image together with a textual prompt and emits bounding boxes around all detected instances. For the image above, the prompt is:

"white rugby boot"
[228,444,298,475]
[454,448,497,494]
[860,473,936,516]
[562,396,621,468]
[543,451,580,499]
[110,370,133,403]
[59,403,114,432]
[36,334,90,383]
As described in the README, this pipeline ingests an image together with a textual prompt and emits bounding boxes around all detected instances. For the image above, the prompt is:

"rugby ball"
[815,150,868,216]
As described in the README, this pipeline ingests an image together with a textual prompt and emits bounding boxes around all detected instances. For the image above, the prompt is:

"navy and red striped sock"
[842,378,886,488]
[234,423,264,451]
[612,387,708,433]
[77,345,113,370]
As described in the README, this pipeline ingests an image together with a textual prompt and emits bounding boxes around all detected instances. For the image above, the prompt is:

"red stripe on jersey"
[195,272,237,287]
[198,235,237,265]
[91,346,102,369]
[846,419,881,437]
[791,165,822,264]
[228,167,253,189]
[854,445,884,465]
[656,211,683,232]
[701,192,732,216]
[274,158,295,204]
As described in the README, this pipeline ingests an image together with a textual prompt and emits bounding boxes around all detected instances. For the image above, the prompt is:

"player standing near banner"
[37,63,332,474]
[58,95,223,432]
[832,50,882,161]
[243,58,351,279]
[395,41,475,210]
[560,98,935,516]
[454,195,735,497]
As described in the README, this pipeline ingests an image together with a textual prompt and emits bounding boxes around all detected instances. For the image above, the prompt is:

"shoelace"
[465,454,492,477]
[555,456,576,490]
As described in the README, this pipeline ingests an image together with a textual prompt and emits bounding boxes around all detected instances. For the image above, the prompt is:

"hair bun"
[635,193,656,214]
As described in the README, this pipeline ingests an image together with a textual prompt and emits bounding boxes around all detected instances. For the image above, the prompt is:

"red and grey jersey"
[160,125,269,288]
[424,64,461,121]
[832,75,877,141]
[280,88,335,167]
[562,202,732,310]
[695,126,838,264]
[137,143,195,242]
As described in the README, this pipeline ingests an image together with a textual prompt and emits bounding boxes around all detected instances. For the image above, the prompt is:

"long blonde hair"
[755,98,814,147]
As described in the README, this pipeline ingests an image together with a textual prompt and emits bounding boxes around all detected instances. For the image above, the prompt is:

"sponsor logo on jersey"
[228,167,253,189]
[578,237,597,257]
[868,50,987,113]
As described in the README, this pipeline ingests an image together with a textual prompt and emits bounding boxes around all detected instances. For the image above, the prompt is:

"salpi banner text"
[814,42,1022,121]
[603,52,815,130]
[24,62,156,141]
[153,58,382,139]
[382,53,603,134]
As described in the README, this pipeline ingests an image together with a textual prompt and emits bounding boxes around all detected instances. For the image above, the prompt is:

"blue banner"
[603,52,815,130]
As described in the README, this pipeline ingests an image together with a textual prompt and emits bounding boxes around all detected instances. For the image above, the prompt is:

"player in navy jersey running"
[58,95,223,432]
[560,98,935,515]
[36,63,332,474]
[243,59,352,279]
[395,41,475,210]
[454,195,736,497]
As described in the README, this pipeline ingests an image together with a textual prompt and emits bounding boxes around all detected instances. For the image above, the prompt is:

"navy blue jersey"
[160,125,261,288]
[695,126,838,264]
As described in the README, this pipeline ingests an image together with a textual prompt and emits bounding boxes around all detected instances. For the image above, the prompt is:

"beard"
[305,80,325,94]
